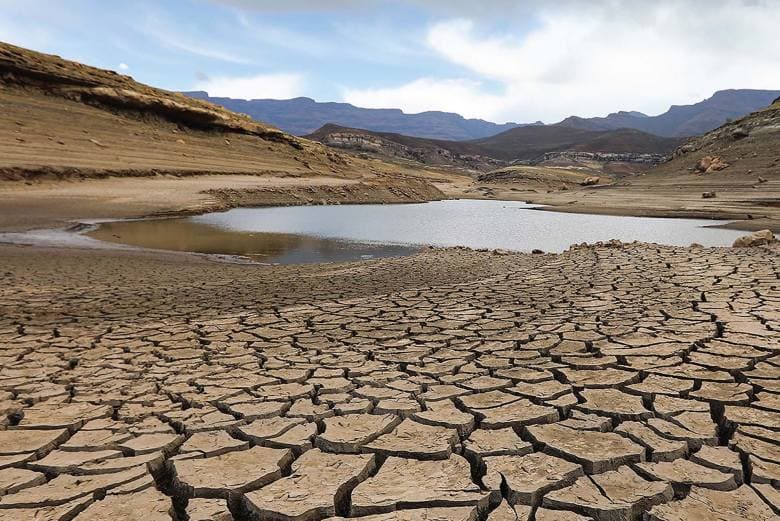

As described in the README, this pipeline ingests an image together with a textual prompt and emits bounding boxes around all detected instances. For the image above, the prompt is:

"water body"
[87,200,745,263]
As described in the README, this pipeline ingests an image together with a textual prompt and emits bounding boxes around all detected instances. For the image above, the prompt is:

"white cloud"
[343,1,780,122]
[118,62,129,70]
[138,12,255,65]
[194,72,305,100]
[343,78,511,120]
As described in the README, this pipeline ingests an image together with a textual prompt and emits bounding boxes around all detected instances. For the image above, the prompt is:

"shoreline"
[0,194,753,266]
[1,172,777,244]
[527,203,772,232]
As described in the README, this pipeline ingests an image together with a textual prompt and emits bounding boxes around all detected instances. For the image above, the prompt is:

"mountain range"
[183,93,528,141]
[185,89,780,141]
[556,89,780,137]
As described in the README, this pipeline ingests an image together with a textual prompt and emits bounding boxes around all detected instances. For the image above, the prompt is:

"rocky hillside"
[184,92,528,140]
[307,123,685,172]
[557,89,780,137]
[648,97,780,181]
[0,44,300,146]
[0,40,444,205]
[470,126,684,162]
[305,124,502,172]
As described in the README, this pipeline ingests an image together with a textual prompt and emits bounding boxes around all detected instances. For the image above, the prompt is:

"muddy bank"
[0,174,446,232]
[199,177,445,214]
[446,182,780,233]
[527,199,780,234]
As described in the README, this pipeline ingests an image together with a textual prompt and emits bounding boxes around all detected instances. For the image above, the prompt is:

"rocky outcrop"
[732,229,776,248]
[695,156,729,174]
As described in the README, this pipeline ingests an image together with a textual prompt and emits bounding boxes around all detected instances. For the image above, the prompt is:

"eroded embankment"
[199,177,446,213]
[0,172,448,233]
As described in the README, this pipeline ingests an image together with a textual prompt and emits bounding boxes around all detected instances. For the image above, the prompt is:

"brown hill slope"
[515,99,780,231]
[0,42,446,187]
[648,98,780,181]
[0,42,452,230]
[471,126,685,161]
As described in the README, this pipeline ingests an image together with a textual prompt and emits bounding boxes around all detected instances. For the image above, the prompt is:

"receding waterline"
[87,200,745,263]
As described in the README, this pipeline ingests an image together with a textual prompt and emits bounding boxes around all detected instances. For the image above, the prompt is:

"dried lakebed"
[0,237,778,520]
[85,200,746,263]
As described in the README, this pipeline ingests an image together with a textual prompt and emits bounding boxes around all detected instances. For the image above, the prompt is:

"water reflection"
[87,200,746,264]
[191,200,744,252]
[87,219,418,264]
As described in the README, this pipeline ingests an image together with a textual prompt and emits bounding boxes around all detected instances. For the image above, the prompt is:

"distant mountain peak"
[611,110,648,118]
[185,88,779,141]
[181,92,525,141]
[556,89,780,137]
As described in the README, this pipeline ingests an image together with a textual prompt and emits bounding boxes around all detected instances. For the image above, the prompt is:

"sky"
[2,0,779,123]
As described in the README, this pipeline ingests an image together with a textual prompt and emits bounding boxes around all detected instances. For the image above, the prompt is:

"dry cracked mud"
[0,241,779,520]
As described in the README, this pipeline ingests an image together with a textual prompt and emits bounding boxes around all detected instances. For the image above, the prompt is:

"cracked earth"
[0,242,779,520]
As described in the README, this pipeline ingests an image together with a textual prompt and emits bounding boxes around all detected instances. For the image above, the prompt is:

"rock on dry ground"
[0,242,779,520]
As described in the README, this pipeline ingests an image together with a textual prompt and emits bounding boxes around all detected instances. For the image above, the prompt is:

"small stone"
[733,230,775,248]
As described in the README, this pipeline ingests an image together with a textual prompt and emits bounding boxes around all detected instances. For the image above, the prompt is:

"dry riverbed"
[1,171,779,521]
[1,224,779,520]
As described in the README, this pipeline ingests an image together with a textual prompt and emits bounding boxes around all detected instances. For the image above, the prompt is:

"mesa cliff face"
[183,92,525,140]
